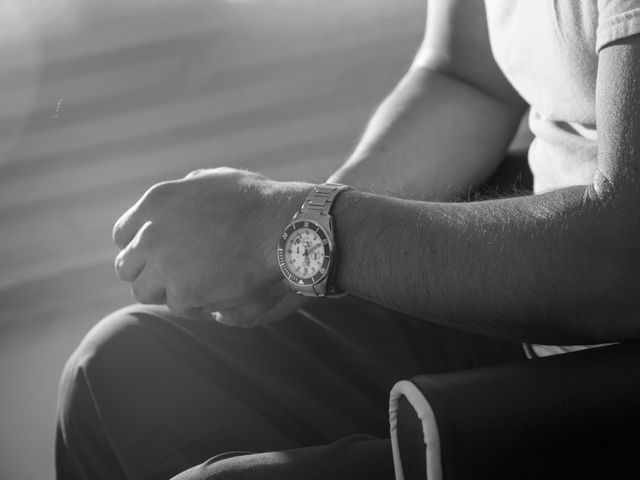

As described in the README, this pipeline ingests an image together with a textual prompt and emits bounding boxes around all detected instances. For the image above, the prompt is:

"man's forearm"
[332,185,639,345]
[327,65,525,201]
[325,33,640,346]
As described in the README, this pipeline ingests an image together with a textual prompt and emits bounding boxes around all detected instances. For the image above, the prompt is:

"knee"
[61,304,169,385]
[56,304,174,477]
[56,304,171,434]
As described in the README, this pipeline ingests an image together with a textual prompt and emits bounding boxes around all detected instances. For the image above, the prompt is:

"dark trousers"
[55,297,524,480]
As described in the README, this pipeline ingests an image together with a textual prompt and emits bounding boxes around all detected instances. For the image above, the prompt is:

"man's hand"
[213,279,309,328]
[112,167,312,323]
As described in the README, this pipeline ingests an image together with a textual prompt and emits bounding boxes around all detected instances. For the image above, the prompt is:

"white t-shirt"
[485,0,640,194]
[483,0,640,355]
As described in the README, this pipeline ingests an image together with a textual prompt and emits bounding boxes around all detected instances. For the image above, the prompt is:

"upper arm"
[595,34,640,211]
[413,0,526,110]
[578,34,640,329]
[593,35,640,289]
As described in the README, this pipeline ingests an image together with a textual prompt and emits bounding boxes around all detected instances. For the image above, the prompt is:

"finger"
[240,287,306,328]
[166,291,209,321]
[193,282,288,314]
[130,264,167,305]
[114,221,152,282]
[221,294,300,329]
[113,201,145,250]
[112,182,170,249]
[206,293,270,311]
[217,281,292,328]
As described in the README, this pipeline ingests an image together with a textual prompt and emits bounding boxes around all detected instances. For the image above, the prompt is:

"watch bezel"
[277,220,333,287]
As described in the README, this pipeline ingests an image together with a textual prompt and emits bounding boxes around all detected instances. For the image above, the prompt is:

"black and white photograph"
[1,1,639,478]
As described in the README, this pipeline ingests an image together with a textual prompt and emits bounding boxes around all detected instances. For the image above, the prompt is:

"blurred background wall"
[0,1,425,478]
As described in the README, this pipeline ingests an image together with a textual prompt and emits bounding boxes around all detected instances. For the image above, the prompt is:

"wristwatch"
[277,183,351,298]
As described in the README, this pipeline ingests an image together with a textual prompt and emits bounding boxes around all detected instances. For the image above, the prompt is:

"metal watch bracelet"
[292,183,351,297]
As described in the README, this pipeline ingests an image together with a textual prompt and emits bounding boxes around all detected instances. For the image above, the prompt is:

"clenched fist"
[113,167,312,324]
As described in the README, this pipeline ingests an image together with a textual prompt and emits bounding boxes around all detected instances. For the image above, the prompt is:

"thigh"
[58,295,523,479]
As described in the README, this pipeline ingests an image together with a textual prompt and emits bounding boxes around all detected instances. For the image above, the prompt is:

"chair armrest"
[389,342,640,480]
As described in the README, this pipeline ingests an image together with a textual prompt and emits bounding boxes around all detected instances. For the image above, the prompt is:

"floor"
[0,2,425,478]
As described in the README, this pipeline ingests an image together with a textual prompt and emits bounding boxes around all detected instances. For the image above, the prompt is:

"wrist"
[327,188,360,294]
[274,183,353,298]
[261,181,315,280]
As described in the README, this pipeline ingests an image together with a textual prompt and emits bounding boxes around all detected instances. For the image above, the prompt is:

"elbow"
[580,266,640,343]
[582,217,640,341]
[571,183,640,342]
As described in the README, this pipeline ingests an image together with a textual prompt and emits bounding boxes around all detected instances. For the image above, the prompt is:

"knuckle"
[213,166,242,180]
[116,249,147,283]
[144,181,173,203]
[144,185,161,202]
[114,251,127,279]
[119,262,139,283]
[112,218,127,247]
[185,169,207,179]
[112,227,122,247]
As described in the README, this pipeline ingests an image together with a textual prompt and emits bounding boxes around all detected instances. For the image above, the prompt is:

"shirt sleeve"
[597,0,640,52]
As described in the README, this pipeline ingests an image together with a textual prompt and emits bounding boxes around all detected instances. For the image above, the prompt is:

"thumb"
[216,281,305,328]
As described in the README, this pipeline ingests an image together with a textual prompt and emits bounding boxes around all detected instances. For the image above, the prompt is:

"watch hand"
[308,242,323,254]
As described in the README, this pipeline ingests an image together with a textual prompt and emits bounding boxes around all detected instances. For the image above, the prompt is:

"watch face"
[277,220,332,286]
